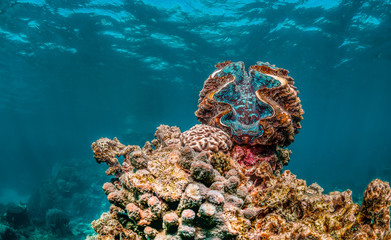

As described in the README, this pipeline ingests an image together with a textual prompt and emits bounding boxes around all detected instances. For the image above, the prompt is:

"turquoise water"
[0,0,390,238]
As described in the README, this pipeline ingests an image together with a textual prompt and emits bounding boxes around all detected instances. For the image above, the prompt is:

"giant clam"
[195,61,304,147]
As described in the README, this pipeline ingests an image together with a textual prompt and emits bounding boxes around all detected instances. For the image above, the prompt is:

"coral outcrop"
[88,61,390,240]
[90,127,247,240]
[4,203,29,227]
[88,127,391,240]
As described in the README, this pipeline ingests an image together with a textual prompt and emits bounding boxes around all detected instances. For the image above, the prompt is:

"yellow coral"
[210,152,232,176]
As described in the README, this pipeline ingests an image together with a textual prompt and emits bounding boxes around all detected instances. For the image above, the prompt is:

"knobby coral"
[89,127,248,240]
[88,61,390,240]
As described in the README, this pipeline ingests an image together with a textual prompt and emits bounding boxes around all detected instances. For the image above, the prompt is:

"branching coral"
[91,137,137,175]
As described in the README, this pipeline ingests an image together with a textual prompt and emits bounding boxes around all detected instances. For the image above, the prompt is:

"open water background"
[0,0,390,238]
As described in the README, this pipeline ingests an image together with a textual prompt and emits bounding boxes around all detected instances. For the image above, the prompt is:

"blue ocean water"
[0,0,390,238]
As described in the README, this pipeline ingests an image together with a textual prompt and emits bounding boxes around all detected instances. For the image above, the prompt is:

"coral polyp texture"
[195,61,304,147]
[180,124,232,153]
[88,61,391,240]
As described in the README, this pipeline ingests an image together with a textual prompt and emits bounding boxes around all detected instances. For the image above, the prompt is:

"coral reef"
[195,61,304,147]
[88,127,391,240]
[0,204,76,240]
[0,158,107,240]
[46,209,71,235]
[4,203,29,227]
[88,61,390,240]
[0,223,18,240]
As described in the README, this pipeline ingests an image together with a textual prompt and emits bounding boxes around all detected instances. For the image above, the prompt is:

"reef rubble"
[87,61,391,240]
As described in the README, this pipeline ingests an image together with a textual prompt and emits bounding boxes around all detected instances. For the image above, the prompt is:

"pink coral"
[231,145,290,174]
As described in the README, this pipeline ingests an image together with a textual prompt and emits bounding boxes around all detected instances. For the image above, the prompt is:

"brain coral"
[195,61,304,147]
[180,124,232,153]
